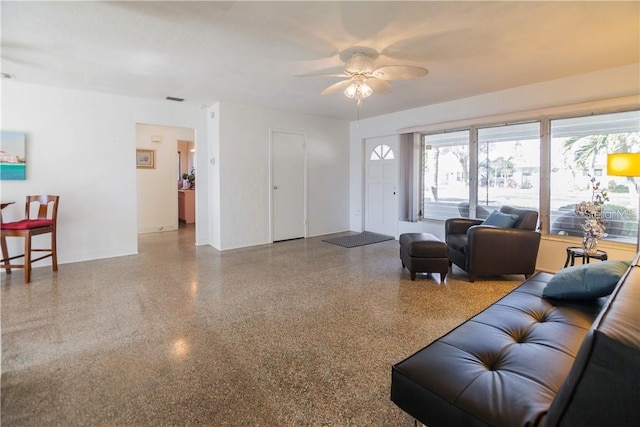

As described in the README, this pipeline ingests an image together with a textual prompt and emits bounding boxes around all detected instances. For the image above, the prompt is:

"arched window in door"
[370,144,395,161]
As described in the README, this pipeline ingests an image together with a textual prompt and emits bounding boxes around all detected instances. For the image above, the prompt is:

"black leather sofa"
[391,254,640,426]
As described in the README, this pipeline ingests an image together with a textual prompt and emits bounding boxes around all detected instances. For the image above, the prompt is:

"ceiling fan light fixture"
[344,83,358,99]
[306,49,429,110]
[344,79,373,100]
[359,82,373,98]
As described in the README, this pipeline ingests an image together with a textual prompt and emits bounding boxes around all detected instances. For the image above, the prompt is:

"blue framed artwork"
[0,131,26,180]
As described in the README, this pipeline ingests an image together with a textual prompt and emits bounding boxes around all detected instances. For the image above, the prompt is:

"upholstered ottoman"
[399,233,449,281]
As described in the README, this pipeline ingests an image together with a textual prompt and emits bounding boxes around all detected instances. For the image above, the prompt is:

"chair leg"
[1,234,11,274]
[24,236,32,283]
[51,230,58,271]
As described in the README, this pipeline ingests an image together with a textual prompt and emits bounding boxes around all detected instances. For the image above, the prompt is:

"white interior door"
[272,131,306,241]
[365,137,398,237]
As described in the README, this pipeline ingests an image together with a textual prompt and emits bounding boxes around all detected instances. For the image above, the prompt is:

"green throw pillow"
[543,260,631,300]
[482,210,519,228]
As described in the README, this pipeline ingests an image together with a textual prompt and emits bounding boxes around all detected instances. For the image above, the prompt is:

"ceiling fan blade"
[295,72,350,78]
[366,78,392,94]
[321,79,353,95]
[372,65,429,80]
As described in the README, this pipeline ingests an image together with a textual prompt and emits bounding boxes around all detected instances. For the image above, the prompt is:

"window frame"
[417,105,640,246]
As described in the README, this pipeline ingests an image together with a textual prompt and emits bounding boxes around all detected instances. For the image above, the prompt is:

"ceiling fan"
[300,51,429,108]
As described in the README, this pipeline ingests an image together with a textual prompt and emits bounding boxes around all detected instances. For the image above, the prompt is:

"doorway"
[135,123,195,237]
[177,140,196,226]
[271,130,306,242]
[364,136,398,237]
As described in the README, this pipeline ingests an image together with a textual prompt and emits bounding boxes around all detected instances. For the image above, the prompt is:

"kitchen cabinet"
[178,190,195,224]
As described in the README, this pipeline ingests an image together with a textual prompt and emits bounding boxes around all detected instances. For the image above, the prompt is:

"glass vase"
[582,233,599,255]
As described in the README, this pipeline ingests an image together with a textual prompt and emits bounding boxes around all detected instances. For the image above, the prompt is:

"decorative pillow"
[542,260,631,300]
[481,210,519,228]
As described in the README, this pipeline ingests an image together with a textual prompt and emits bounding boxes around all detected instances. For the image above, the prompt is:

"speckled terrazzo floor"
[2,225,525,426]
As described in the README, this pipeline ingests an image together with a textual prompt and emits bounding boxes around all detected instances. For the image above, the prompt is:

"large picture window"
[422,131,470,220]
[477,122,540,215]
[550,111,640,244]
[421,110,640,247]
[421,124,540,221]
[418,107,639,247]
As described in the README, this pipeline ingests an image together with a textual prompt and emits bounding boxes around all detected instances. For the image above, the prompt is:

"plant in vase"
[186,168,195,190]
[575,176,609,254]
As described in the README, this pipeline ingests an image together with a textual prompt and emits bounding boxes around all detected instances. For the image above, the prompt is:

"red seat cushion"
[1,219,53,230]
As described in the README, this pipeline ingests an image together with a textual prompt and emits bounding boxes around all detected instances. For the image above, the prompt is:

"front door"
[365,136,398,237]
[271,131,306,241]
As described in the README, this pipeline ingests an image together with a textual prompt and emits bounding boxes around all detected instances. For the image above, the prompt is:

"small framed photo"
[136,148,155,169]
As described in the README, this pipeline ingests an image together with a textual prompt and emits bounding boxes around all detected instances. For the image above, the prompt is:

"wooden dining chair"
[1,195,60,283]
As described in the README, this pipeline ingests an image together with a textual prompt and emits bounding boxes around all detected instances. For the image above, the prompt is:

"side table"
[564,247,608,268]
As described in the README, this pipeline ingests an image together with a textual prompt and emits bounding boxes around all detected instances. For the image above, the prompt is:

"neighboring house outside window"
[477,122,540,214]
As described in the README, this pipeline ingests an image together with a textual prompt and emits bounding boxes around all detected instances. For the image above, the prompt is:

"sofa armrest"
[445,218,483,236]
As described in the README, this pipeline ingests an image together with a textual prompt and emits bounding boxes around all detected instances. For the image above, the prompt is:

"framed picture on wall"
[0,131,27,180]
[136,148,155,169]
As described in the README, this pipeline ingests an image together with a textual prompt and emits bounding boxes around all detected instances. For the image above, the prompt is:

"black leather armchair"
[445,206,541,282]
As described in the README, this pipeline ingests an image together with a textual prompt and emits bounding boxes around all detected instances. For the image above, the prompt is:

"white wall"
[1,81,208,264]
[136,124,195,233]
[350,64,640,272]
[213,102,350,250]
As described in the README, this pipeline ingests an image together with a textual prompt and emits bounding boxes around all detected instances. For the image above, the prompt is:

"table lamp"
[607,152,640,252]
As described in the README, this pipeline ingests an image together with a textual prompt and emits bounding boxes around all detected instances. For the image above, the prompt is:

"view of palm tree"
[553,112,639,244]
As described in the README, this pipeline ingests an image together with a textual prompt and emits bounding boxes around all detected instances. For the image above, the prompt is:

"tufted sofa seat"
[391,254,640,426]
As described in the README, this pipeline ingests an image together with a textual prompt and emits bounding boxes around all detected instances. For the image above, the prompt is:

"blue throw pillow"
[481,210,519,228]
[542,260,630,300]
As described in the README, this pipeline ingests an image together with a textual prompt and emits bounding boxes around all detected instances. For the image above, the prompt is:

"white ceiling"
[2,1,639,120]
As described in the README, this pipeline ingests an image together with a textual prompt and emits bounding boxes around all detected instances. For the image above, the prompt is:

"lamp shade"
[607,153,640,177]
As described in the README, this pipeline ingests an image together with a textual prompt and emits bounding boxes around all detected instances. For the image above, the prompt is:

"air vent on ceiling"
[165,96,184,102]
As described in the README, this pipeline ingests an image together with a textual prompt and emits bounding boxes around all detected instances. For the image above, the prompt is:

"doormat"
[322,231,395,248]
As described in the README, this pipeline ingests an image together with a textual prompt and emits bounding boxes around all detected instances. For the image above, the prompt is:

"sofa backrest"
[499,206,538,230]
[545,254,640,426]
